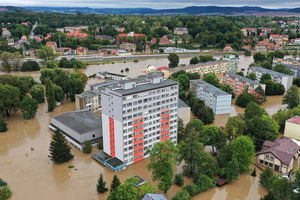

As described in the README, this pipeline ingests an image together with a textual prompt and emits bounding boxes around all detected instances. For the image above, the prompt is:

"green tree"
[30,84,45,103]
[45,79,56,112]
[97,174,108,193]
[253,52,267,62]
[185,118,204,137]
[0,84,20,117]
[0,119,7,132]
[246,115,279,150]
[147,140,178,193]
[48,130,74,163]
[260,73,272,83]
[196,106,215,124]
[37,46,57,62]
[260,168,276,189]
[20,96,38,119]
[225,158,240,183]
[272,178,293,200]
[168,53,179,68]
[202,73,221,88]
[194,174,215,191]
[53,84,64,103]
[246,72,257,81]
[273,64,294,75]
[107,179,138,200]
[225,115,245,140]
[190,57,199,64]
[21,60,40,72]
[0,186,12,200]
[235,90,257,108]
[0,179,7,187]
[201,125,226,155]
[174,174,184,187]
[244,102,267,121]
[172,190,191,200]
[293,78,300,87]
[82,141,92,154]
[110,175,121,192]
[282,85,300,109]
[199,55,215,63]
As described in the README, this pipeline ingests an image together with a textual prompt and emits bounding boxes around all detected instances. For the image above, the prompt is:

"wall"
[284,122,300,141]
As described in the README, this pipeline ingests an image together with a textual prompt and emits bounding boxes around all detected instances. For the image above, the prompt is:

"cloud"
[1,0,300,9]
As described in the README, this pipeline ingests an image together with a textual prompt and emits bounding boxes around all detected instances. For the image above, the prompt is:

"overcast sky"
[2,0,300,9]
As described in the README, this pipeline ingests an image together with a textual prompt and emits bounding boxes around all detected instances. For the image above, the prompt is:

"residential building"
[248,67,293,90]
[294,38,300,44]
[174,27,188,35]
[223,72,266,95]
[66,30,88,39]
[96,71,128,80]
[89,80,119,91]
[63,26,88,33]
[120,42,136,52]
[269,34,289,44]
[256,137,300,174]
[222,54,239,71]
[49,110,102,150]
[162,60,229,78]
[284,116,300,141]
[76,47,88,55]
[190,80,232,114]
[46,41,57,51]
[116,32,146,44]
[241,27,257,36]
[223,46,233,52]
[142,193,168,200]
[95,35,115,42]
[178,99,191,125]
[1,28,11,38]
[101,72,179,167]
[158,35,172,45]
[273,58,300,78]
[254,45,267,52]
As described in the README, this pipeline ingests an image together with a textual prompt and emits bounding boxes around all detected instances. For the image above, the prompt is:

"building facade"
[190,80,232,114]
[273,58,300,78]
[284,116,300,141]
[96,71,128,80]
[162,60,229,78]
[178,99,191,125]
[222,54,239,71]
[248,67,293,91]
[101,72,178,166]
[223,72,266,95]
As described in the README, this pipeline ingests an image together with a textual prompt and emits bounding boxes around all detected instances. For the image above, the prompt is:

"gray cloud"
[1,0,300,9]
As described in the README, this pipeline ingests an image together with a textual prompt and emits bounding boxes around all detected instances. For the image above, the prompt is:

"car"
[279,174,290,180]
[293,188,299,194]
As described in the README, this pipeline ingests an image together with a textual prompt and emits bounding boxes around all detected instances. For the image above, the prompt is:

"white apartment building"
[190,80,232,114]
[248,67,293,91]
[101,72,179,166]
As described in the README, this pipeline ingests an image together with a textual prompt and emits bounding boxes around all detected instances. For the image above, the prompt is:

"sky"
[1,0,300,9]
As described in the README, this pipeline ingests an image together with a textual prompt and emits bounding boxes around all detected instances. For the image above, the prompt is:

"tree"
[45,79,56,112]
[225,157,240,183]
[0,84,20,117]
[0,179,7,187]
[264,80,285,96]
[253,52,267,62]
[202,73,221,88]
[107,179,138,200]
[220,84,235,98]
[110,175,121,191]
[20,96,38,119]
[190,57,199,64]
[168,53,179,68]
[282,85,300,109]
[245,115,279,150]
[185,118,203,137]
[48,130,74,163]
[293,78,300,87]
[273,64,294,75]
[0,119,7,132]
[97,174,108,193]
[199,55,215,63]
[82,141,92,154]
[37,46,57,62]
[244,102,267,121]
[53,84,64,103]
[246,72,257,81]
[260,73,272,83]
[245,50,251,56]
[30,84,45,103]
[172,190,191,200]
[235,90,257,108]
[21,60,40,72]
[45,60,59,68]
[0,52,12,72]
[174,174,184,187]
[194,174,215,191]
[200,125,226,155]
[147,140,178,193]
[0,186,12,200]
[251,168,257,177]
[125,68,129,72]
[196,106,215,124]
[272,178,293,200]
[225,115,245,140]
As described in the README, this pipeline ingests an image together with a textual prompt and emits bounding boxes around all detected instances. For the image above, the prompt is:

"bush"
[30,84,45,103]
[293,78,300,87]
[259,168,277,189]
[194,174,215,192]
[21,60,40,71]
[172,190,191,200]
[0,186,12,200]
[82,141,92,154]
[184,184,201,197]
[264,80,285,96]
[0,120,7,132]
[174,174,184,187]
[235,91,257,108]
[133,59,139,62]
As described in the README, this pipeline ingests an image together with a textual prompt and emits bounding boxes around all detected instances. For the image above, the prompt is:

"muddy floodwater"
[0,55,272,200]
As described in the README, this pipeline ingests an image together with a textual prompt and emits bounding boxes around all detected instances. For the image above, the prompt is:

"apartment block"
[222,54,239,71]
[248,67,293,90]
[273,58,300,78]
[223,72,266,95]
[101,72,179,166]
[190,80,232,114]
[162,60,229,78]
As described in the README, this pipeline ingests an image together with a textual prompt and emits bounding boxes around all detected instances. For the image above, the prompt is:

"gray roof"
[52,110,102,135]
[178,99,189,108]
[142,193,168,200]
[89,80,119,90]
[225,72,260,86]
[97,71,127,78]
[249,67,294,78]
[78,89,102,98]
[168,60,228,72]
[190,79,231,96]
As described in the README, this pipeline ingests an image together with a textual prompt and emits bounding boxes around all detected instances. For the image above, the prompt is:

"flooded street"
[0,55,274,200]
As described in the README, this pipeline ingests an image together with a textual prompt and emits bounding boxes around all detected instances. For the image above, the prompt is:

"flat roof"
[225,72,260,86]
[168,60,228,72]
[287,116,300,125]
[52,110,102,135]
[178,98,189,108]
[250,66,293,77]
[190,79,231,96]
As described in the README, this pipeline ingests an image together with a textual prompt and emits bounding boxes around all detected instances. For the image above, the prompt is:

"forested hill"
[22,6,300,15]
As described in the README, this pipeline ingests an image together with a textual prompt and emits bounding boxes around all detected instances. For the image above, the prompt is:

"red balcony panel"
[133,151,144,157]
[133,117,144,121]
[134,133,144,139]
[161,130,170,135]
[161,136,170,141]
[134,156,144,163]
[133,121,143,127]
[134,127,144,133]
[161,124,170,130]
[134,139,144,145]
[161,114,170,119]
[134,145,144,151]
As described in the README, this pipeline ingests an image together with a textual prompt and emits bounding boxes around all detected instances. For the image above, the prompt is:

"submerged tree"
[97,174,108,193]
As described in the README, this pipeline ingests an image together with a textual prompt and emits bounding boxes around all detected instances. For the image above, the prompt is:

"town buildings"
[101,72,178,166]
[269,34,289,44]
[120,42,137,52]
[273,58,300,78]
[162,60,229,78]
[95,35,115,42]
[222,54,239,71]
[178,99,191,125]
[66,30,88,39]
[96,71,128,80]
[248,67,293,90]
[158,35,172,45]
[241,27,257,36]
[284,116,300,141]
[1,28,11,38]
[256,137,300,174]
[49,110,102,150]
[223,72,266,95]
[223,46,233,52]
[190,80,232,114]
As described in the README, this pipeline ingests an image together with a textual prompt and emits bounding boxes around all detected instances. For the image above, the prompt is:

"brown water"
[0,55,271,200]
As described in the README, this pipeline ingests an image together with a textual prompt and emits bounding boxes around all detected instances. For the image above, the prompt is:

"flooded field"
[0,55,275,200]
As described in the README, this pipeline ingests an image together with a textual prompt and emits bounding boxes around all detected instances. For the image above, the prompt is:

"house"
[241,27,257,36]
[76,47,88,55]
[46,41,57,51]
[242,45,252,51]
[120,42,136,52]
[150,38,157,45]
[178,99,191,125]
[49,110,102,150]
[223,46,233,52]
[75,90,102,112]
[269,34,289,44]
[64,26,88,33]
[174,27,188,35]
[254,45,267,52]
[158,36,172,45]
[294,38,300,44]
[44,34,52,40]
[116,32,146,44]
[142,193,168,200]
[190,80,232,114]
[66,30,88,39]
[284,116,300,141]
[248,67,293,91]
[256,137,300,174]
[95,35,115,42]
[1,28,11,38]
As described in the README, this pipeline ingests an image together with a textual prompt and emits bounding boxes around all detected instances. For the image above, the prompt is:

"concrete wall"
[284,122,300,141]
[178,107,191,125]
